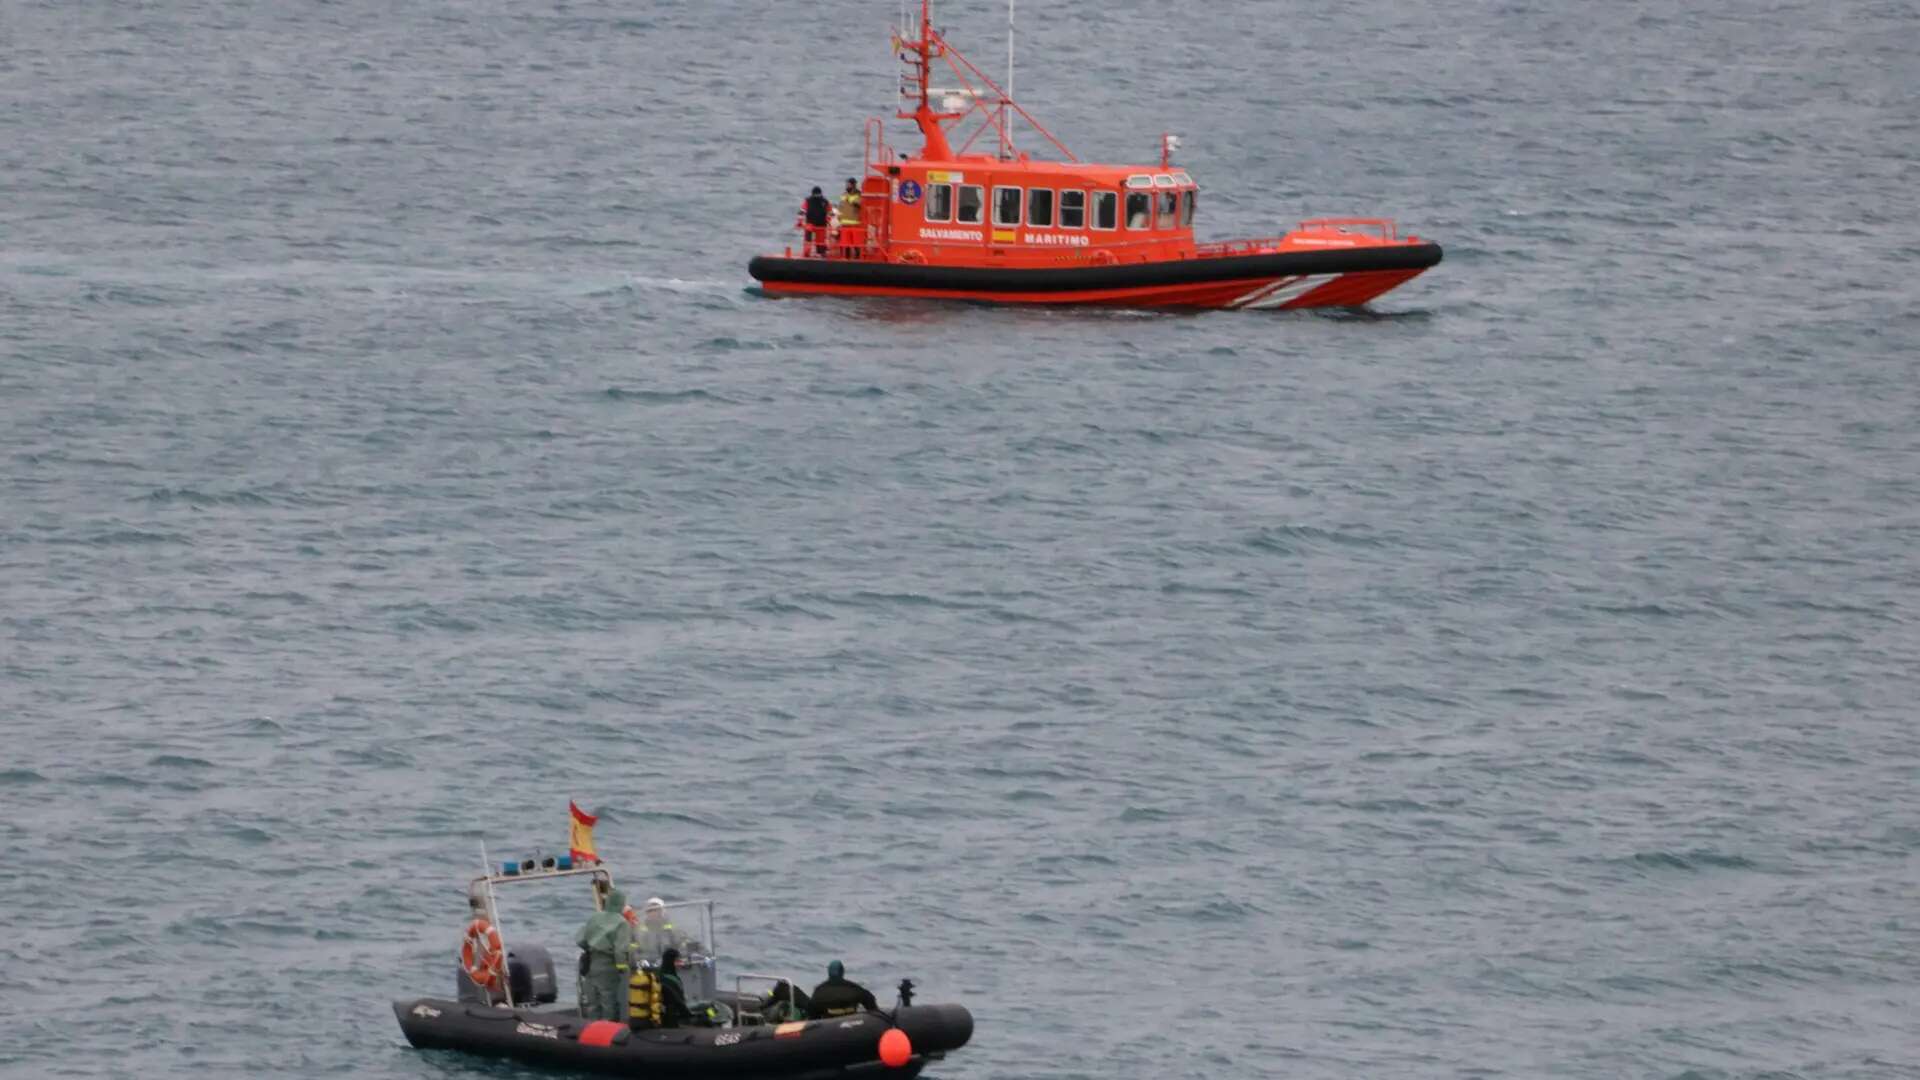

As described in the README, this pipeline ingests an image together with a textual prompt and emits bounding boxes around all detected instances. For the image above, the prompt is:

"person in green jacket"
[574,886,633,1021]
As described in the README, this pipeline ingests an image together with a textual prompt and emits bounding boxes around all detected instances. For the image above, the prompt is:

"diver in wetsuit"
[656,948,696,1028]
[806,960,878,1019]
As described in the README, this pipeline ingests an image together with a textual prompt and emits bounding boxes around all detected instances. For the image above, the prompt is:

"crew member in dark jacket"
[799,187,834,255]
[657,948,696,1028]
[807,959,879,1018]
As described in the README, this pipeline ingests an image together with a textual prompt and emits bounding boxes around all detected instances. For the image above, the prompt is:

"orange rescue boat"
[748,1,1441,311]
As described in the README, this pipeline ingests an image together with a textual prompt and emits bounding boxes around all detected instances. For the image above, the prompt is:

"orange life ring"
[460,918,506,989]
[896,249,927,265]
[1089,250,1118,266]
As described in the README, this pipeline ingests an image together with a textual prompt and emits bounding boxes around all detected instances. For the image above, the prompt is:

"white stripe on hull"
[1227,277,1296,309]
[1242,273,1339,309]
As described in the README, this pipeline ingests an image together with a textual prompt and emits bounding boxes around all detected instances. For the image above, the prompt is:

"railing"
[864,118,892,170]
[788,222,874,260]
[1297,217,1400,241]
[1194,218,1405,259]
[778,216,1412,263]
[729,972,806,1027]
[1193,237,1293,259]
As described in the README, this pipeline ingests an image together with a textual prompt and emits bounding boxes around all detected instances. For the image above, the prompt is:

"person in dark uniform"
[799,186,834,256]
[761,978,812,1022]
[656,948,695,1028]
[806,959,879,1019]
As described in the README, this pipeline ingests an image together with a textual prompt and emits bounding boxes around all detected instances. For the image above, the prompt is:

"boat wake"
[631,275,739,295]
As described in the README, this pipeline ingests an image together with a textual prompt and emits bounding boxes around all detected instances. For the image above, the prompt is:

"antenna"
[1007,0,1015,103]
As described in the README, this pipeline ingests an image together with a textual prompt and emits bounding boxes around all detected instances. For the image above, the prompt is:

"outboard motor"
[508,945,559,1004]
[455,945,558,1005]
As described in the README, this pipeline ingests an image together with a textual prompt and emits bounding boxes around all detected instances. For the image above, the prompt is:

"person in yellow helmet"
[837,178,865,259]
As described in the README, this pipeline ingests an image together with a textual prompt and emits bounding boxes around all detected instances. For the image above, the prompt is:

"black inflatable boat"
[394,997,973,1079]
[392,851,973,1077]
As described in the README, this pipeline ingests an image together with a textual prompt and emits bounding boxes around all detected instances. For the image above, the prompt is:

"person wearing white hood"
[632,896,696,958]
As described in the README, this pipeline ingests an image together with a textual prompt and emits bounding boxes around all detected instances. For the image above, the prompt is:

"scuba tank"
[627,969,662,1029]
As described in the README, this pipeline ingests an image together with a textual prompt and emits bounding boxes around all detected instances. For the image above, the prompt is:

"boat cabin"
[816,159,1199,268]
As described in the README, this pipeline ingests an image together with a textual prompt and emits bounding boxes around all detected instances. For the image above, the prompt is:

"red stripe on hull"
[758,269,1430,310]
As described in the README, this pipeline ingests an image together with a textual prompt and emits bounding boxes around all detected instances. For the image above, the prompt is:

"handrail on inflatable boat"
[730,971,809,1026]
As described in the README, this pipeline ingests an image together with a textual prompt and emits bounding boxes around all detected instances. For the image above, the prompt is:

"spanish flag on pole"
[569,800,599,865]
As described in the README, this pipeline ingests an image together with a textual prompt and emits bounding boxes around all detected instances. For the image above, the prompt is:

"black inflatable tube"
[748,242,1442,293]
[393,998,973,1079]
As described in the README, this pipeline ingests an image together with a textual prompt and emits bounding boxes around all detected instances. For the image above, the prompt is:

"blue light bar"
[501,861,519,875]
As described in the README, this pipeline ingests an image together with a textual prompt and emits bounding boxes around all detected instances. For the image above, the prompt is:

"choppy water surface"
[3,1,1917,1078]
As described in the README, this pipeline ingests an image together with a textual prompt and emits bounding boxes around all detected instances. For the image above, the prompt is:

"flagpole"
[479,841,517,1009]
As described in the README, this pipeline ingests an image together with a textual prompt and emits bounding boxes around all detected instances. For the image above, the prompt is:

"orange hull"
[755,269,1430,309]
[749,245,1441,310]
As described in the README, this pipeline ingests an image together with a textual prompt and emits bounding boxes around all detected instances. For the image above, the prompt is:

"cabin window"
[993,186,1023,227]
[1158,191,1178,227]
[956,185,984,224]
[1181,190,1195,227]
[1092,191,1117,230]
[924,183,953,223]
[1125,191,1151,229]
[1027,188,1054,228]
[1059,190,1086,229]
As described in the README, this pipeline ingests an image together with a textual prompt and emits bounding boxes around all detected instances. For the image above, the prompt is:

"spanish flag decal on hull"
[569,800,599,864]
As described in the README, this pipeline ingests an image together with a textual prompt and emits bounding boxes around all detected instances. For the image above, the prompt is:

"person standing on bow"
[574,886,633,1021]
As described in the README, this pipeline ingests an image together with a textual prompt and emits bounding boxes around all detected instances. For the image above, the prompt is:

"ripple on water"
[6,3,1920,1078]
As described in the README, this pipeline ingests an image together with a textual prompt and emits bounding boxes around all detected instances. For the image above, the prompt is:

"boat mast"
[898,0,956,161]
[894,0,1076,164]
[1005,0,1015,159]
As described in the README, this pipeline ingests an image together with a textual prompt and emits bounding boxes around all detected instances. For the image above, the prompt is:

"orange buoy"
[878,1028,912,1068]
[460,918,505,990]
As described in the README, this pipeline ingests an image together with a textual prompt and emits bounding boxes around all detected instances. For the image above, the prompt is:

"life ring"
[1089,250,1118,266]
[895,249,927,265]
[461,918,506,989]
